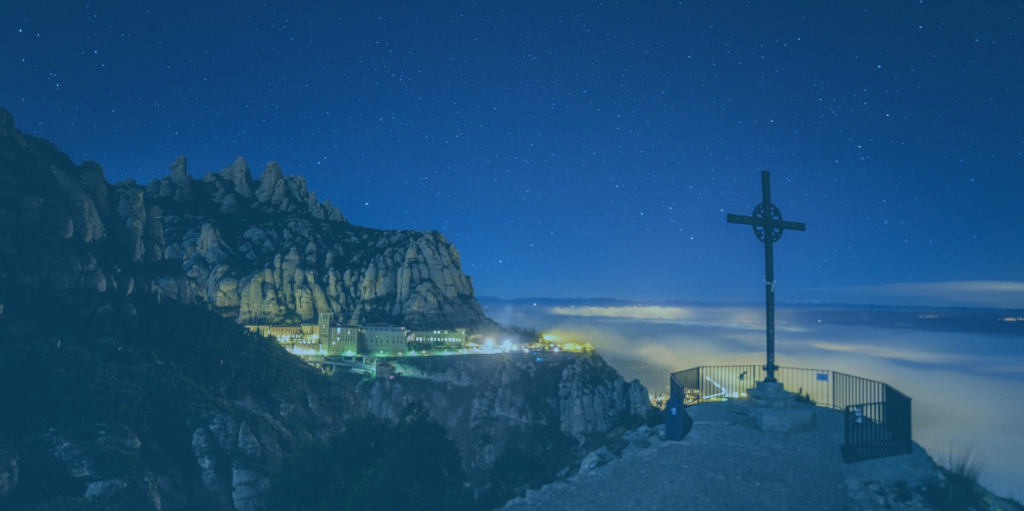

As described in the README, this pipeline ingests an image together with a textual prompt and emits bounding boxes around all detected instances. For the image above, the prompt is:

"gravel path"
[500,403,938,511]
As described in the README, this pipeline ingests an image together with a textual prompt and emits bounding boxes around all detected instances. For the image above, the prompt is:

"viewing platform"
[667,365,912,463]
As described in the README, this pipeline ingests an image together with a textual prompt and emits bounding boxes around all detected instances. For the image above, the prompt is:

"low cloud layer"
[822,280,1024,308]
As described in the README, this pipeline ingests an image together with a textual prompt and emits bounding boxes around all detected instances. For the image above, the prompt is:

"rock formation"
[358,354,654,477]
[138,154,489,327]
[0,106,491,328]
[29,387,348,511]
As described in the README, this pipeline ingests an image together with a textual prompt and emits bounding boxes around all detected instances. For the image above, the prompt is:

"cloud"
[803,339,1024,374]
[549,305,807,332]
[551,305,696,321]
[807,341,972,365]
[828,281,1024,308]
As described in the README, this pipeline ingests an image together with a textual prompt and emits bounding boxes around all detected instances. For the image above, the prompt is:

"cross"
[726,171,806,383]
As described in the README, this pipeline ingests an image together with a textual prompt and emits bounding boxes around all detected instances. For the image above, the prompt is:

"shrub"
[266,404,471,511]
[923,444,986,511]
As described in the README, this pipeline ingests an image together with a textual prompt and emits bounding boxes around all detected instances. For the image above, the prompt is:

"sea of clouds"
[480,297,1024,498]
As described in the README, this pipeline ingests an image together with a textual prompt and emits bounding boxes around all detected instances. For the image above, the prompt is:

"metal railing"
[669,366,912,463]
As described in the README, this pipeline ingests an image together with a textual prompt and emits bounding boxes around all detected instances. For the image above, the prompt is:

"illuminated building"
[360,325,408,354]
[326,326,360,356]
[245,324,316,347]
[315,312,359,355]
[317,312,334,348]
[408,328,468,347]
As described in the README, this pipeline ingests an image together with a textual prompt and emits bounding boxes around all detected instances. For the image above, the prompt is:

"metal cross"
[726,171,806,383]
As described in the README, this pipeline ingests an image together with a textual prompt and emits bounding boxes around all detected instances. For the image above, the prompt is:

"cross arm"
[727,214,807,232]
[775,219,806,231]
[726,214,759,226]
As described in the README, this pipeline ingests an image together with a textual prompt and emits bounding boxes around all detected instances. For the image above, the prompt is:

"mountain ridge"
[0,106,491,329]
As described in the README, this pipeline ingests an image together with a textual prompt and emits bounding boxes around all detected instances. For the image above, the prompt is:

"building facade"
[317,312,333,342]
[324,326,360,356]
[248,316,428,356]
[315,312,359,356]
[361,325,408,354]
[409,328,468,347]
[246,325,316,348]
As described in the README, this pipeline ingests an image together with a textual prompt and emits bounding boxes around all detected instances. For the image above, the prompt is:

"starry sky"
[3,1,1023,306]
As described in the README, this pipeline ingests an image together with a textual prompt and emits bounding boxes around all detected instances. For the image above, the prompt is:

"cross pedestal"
[747,381,796,408]
[729,381,818,434]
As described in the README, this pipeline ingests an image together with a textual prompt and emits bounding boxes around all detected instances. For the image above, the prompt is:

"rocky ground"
[358,354,654,479]
[499,403,1019,511]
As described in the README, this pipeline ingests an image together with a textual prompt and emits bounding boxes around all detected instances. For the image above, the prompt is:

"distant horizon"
[476,288,1024,311]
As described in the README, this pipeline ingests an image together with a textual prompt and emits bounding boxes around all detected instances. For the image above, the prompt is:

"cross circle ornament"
[752,203,784,243]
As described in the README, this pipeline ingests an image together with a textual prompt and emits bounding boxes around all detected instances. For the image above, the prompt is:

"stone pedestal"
[728,381,817,434]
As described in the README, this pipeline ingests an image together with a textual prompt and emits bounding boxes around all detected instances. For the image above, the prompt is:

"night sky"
[3,1,1022,306]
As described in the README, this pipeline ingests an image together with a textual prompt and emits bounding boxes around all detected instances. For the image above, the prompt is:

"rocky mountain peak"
[0,107,21,141]
[0,106,490,328]
[167,156,194,202]
[218,156,254,198]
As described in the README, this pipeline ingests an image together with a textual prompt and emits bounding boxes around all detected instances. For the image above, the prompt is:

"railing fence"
[670,365,912,463]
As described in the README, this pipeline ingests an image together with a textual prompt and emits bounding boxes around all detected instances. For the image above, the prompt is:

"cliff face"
[0,106,490,328]
[358,354,654,478]
[43,392,348,511]
[0,109,121,311]
[144,156,488,328]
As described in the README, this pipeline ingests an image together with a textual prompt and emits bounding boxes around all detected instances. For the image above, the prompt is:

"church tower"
[317,312,334,352]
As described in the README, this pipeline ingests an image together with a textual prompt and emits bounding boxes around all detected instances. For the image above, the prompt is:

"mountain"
[145,156,490,328]
[0,107,657,511]
[0,107,363,510]
[0,105,489,328]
